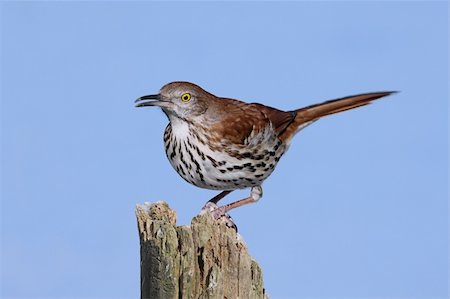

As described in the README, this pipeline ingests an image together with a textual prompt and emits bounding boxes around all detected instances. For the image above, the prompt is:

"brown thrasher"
[136,82,394,223]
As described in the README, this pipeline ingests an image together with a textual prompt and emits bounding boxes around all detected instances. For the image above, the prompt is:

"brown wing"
[208,98,294,145]
[249,103,296,135]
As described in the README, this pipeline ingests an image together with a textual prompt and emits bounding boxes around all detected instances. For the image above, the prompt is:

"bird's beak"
[135,94,172,108]
[135,94,161,107]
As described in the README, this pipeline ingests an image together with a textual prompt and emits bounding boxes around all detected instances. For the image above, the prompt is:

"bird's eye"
[181,93,191,102]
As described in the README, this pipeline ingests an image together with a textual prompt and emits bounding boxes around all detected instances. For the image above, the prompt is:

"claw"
[200,202,238,232]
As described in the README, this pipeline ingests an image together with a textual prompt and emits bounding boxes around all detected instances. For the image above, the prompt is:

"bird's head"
[135,82,210,121]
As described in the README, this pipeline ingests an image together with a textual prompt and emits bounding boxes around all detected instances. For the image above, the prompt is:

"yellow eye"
[181,93,191,102]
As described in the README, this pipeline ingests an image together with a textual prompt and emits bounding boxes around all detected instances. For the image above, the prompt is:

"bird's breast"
[163,122,287,190]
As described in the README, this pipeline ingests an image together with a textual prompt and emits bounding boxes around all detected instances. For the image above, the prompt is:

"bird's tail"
[280,91,396,141]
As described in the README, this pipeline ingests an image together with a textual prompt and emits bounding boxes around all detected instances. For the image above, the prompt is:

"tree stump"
[136,201,268,299]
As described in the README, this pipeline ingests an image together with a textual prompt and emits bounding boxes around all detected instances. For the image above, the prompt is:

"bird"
[136,82,395,225]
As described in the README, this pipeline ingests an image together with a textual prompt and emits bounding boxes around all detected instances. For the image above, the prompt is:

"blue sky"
[1,1,448,298]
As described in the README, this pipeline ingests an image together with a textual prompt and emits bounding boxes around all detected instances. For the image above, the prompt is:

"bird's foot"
[200,202,237,232]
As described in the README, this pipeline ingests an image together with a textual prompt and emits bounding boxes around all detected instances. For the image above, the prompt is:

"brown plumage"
[136,82,395,225]
[281,91,394,142]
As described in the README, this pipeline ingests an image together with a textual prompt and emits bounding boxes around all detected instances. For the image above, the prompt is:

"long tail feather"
[296,91,396,121]
[280,91,396,141]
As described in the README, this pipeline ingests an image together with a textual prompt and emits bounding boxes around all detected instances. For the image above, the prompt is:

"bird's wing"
[208,99,294,145]
[249,103,297,136]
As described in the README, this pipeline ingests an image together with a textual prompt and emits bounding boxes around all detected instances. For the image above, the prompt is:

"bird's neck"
[168,114,191,136]
[167,114,213,149]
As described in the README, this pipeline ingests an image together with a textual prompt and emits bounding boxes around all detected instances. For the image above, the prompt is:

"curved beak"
[135,94,164,107]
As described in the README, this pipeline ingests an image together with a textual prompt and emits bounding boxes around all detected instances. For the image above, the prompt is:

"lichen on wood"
[136,201,267,299]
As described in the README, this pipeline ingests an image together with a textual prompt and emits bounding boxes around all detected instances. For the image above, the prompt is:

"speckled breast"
[163,122,286,190]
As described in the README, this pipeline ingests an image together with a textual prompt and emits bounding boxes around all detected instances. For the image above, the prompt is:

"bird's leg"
[200,190,233,217]
[200,187,263,230]
[208,190,234,204]
[216,186,263,215]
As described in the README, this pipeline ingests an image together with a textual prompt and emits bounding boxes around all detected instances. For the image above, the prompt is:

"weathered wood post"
[136,201,267,299]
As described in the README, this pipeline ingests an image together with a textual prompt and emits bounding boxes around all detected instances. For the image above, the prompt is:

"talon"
[199,202,238,232]
[200,202,218,215]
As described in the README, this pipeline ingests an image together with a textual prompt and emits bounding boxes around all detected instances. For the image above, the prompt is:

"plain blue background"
[1,2,448,298]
